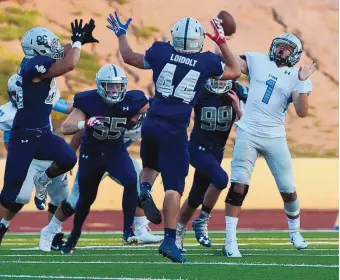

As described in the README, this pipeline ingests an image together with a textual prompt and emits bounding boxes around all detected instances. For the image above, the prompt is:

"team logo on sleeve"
[35,65,46,73]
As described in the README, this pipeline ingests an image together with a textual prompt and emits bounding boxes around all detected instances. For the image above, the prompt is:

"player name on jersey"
[170,54,198,67]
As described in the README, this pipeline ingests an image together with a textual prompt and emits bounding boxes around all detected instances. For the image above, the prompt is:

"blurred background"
[0,0,338,231]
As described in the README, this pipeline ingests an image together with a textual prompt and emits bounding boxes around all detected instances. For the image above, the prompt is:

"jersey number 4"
[93,117,126,140]
[262,79,276,104]
[156,63,200,104]
[201,106,233,131]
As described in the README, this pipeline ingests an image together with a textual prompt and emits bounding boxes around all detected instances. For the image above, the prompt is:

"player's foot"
[135,222,163,244]
[34,172,52,211]
[139,188,162,225]
[61,233,79,254]
[175,223,187,253]
[0,223,9,246]
[223,239,242,258]
[51,232,65,251]
[39,226,56,252]
[289,232,307,250]
[159,238,188,263]
[192,214,211,247]
[123,230,140,245]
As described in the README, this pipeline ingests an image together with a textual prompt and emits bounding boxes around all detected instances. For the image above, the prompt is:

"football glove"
[106,12,132,37]
[85,116,106,128]
[82,18,99,45]
[206,18,226,46]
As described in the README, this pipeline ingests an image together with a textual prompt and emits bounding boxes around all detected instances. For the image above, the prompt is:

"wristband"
[72,41,82,49]
[77,121,85,130]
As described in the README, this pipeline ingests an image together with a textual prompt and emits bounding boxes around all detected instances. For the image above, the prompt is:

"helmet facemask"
[269,35,302,67]
[205,78,233,95]
[97,78,127,104]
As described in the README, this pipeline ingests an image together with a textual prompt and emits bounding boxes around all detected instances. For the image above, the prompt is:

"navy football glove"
[106,12,132,37]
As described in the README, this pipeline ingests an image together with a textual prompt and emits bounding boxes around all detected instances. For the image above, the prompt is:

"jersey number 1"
[156,63,200,104]
[262,79,276,104]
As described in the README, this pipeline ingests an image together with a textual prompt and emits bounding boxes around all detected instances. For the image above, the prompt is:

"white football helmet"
[21,27,64,60]
[205,78,233,95]
[171,17,205,54]
[269,33,302,67]
[7,74,19,107]
[96,64,128,104]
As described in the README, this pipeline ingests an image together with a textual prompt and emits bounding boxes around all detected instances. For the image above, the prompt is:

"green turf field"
[0,231,338,280]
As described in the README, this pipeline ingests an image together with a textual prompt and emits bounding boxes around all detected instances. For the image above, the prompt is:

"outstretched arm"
[107,12,147,69]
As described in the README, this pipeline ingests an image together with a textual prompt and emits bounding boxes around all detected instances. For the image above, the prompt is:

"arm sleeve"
[53,98,69,114]
[3,130,11,143]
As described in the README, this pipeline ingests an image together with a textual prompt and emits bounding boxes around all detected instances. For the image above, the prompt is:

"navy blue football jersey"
[190,82,248,147]
[144,41,225,133]
[12,56,56,129]
[73,90,148,152]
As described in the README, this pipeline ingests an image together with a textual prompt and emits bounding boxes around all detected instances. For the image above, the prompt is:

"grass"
[134,25,160,39]
[0,7,40,41]
[0,231,338,280]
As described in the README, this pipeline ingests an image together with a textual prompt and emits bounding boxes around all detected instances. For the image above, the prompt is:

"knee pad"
[187,195,202,209]
[225,183,249,206]
[1,199,24,213]
[48,203,58,215]
[284,199,300,217]
[60,199,75,218]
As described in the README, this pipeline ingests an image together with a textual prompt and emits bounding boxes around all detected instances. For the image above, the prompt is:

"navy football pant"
[140,116,189,195]
[72,147,137,235]
[187,141,228,208]
[0,128,76,204]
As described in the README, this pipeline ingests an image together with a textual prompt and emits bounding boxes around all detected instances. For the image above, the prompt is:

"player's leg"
[177,171,210,252]
[0,135,38,245]
[225,128,258,257]
[157,128,189,263]
[34,133,77,208]
[40,171,79,252]
[106,148,139,245]
[139,117,162,224]
[189,145,228,248]
[261,137,307,250]
[61,153,104,254]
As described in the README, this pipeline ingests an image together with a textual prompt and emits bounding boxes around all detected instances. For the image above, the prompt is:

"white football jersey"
[235,52,312,138]
[0,102,17,131]
[124,123,142,143]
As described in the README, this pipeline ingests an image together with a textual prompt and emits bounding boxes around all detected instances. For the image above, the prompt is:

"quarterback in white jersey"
[224,33,316,257]
[39,112,163,252]
[0,74,73,248]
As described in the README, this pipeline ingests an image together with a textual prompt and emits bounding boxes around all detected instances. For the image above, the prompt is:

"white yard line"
[0,260,337,268]
[0,276,183,280]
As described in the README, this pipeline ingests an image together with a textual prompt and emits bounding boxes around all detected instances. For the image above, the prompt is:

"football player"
[60,64,149,254]
[107,12,240,262]
[0,19,99,228]
[176,79,248,252]
[0,74,74,249]
[224,33,316,257]
[39,115,163,252]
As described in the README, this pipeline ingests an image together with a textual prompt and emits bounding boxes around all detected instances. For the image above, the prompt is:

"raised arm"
[106,12,146,69]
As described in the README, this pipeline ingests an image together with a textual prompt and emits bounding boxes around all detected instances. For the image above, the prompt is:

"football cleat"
[51,232,65,251]
[290,232,308,250]
[223,239,242,258]
[135,222,163,244]
[39,226,56,252]
[123,230,140,245]
[139,187,162,225]
[192,214,211,248]
[159,239,188,263]
[175,223,187,253]
[61,233,79,254]
[34,172,52,211]
[0,223,9,246]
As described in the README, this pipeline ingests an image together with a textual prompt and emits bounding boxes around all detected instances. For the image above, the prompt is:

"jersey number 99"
[201,106,233,131]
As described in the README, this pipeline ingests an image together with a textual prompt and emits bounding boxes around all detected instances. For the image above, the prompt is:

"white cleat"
[224,240,242,258]
[175,224,187,253]
[39,226,56,252]
[135,223,163,244]
[290,232,308,250]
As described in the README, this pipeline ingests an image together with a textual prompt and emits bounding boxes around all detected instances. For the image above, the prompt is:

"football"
[217,10,236,36]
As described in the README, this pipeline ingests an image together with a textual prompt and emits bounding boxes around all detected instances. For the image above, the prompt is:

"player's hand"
[206,18,226,46]
[85,116,106,128]
[227,89,240,106]
[82,18,99,45]
[298,61,317,81]
[71,19,86,43]
[106,12,132,37]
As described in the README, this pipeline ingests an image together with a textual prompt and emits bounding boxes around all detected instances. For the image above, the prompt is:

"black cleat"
[139,188,162,225]
[61,233,79,254]
[51,232,65,251]
[0,223,8,246]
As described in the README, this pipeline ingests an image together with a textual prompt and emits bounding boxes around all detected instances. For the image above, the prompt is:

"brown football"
[217,10,236,36]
